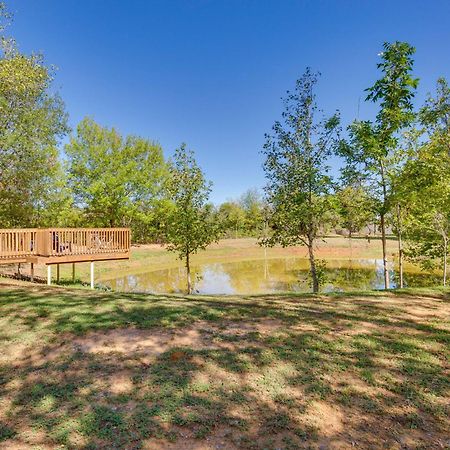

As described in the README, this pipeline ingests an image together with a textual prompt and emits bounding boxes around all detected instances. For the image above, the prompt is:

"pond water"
[105,258,440,295]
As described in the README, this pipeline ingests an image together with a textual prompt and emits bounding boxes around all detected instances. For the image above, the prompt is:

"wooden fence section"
[0,228,130,261]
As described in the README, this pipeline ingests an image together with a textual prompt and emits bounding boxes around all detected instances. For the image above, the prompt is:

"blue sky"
[8,0,450,203]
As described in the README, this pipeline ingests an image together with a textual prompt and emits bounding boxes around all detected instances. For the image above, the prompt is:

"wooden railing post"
[35,229,48,257]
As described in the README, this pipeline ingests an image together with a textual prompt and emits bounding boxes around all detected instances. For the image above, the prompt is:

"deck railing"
[0,228,130,260]
[0,228,38,259]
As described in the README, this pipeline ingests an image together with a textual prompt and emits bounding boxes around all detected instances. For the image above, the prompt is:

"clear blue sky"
[8,0,450,203]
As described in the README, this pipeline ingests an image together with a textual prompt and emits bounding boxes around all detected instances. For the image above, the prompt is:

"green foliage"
[65,118,167,237]
[215,189,267,238]
[366,42,418,142]
[0,42,69,226]
[313,259,328,289]
[397,79,450,284]
[164,144,219,293]
[262,68,340,292]
[336,185,375,237]
[239,188,265,235]
[216,201,246,238]
[340,42,418,206]
[419,77,450,136]
[339,41,418,289]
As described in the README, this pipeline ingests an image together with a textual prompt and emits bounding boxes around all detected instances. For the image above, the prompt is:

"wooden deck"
[0,228,130,265]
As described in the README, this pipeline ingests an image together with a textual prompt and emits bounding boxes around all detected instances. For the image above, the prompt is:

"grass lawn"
[0,281,449,449]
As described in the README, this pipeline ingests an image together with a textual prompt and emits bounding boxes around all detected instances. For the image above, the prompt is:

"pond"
[104,258,441,295]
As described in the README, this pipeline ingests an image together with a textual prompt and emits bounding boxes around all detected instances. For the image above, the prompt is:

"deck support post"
[47,265,51,286]
[30,263,34,282]
[90,261,94,289]
[56,264,60,283]
[72,263,75,283]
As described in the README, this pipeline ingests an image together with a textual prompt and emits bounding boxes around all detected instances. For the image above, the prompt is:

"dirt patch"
[107,371,134,394]
[216,318,283,335]
[330,321,380,336]
[142,430,240,449]
[69,319,284,358]
[72,327,207,356]
[304,400,344,437]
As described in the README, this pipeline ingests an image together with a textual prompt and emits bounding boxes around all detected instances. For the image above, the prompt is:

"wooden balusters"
[0,227,130,260]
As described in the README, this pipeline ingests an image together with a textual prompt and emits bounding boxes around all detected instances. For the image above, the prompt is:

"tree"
[262,69,340,293]
[164,144,219,294]
[399,141,450,285]
[239,189,264,236]
[35,165,80,227]
[420,77,450,142]
[396,79,450,286]
[336,184,374,238]
[339,41,418,289]
[0,33,69,226]
[65,118,167,235]
[216,201,246,238]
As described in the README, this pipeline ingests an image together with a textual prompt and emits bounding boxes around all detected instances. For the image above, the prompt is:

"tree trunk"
[379,162,390,290]
[186,251,192,294]
[443,236,448,287]
[396,204,404,289]
[307,236,319,293]
[380,212,390,289]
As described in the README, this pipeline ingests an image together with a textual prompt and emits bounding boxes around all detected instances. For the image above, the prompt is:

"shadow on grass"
[0,285,449,448]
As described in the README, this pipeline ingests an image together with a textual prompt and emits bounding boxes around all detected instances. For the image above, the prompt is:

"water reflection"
[105,258,441,295]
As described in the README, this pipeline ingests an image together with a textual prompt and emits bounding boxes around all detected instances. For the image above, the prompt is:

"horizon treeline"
[0,2,449,291]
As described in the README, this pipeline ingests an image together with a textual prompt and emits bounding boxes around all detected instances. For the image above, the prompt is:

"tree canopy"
[65,118,167,238]
[0,43,69,226]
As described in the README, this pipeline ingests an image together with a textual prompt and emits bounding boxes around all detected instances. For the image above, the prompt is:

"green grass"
[0,284,449,449]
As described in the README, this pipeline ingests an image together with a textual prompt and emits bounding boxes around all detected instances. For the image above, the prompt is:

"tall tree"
[399,140,450,285]
[0,22,69,226]
[262,69,340,293]
[340,41,418,289]
[396,78,450,285]
[164,144,219,294]
[65,118,167,234]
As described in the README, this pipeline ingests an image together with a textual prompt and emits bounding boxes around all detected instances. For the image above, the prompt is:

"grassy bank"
[0,282,448,448]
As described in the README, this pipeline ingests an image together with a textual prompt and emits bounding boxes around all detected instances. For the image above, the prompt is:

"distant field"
[0,283,448,448]
[1,236,400,286]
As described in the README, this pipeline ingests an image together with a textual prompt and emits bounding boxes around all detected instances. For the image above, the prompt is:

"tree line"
[1,3,448,293]
[263,44,449,292]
